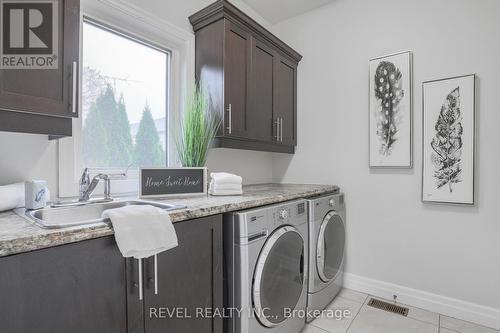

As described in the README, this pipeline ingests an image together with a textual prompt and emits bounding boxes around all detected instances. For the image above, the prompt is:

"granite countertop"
[0,183,338,257]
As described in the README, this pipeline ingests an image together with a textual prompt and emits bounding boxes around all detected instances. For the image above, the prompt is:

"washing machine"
[224,199,308,333]
[306,193,346,322]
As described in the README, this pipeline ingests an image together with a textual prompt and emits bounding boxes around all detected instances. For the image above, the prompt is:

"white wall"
[124,0,273,32]
[206,148,274,184]
[0,0,274,193]
[0,132,59,190]
[272,0,500,323]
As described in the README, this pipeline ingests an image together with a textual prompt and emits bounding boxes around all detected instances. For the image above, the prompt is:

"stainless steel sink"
[15,200,186,229]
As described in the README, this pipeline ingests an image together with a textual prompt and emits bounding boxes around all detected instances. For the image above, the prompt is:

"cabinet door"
[144,215,223,333]
[249,37,275,143]
[0,237,127,333]
[224,21,251,138]
[274,55,297,146]
[0,0,80,117]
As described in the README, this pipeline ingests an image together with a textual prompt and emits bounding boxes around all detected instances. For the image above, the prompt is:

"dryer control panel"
[309,193,345,222]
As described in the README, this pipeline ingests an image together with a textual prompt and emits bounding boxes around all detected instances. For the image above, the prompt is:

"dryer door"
[253,226,305,327]
[316,211,345,283]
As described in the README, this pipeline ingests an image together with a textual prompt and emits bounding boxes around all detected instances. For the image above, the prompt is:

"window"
[81,20,170,170]
[58,1,194,198]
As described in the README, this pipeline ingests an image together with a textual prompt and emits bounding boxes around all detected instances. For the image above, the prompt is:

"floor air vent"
[367,298,409,317]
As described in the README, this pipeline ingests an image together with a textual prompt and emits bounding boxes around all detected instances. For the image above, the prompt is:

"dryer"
[306,193,346,322]
[224,199,308,333]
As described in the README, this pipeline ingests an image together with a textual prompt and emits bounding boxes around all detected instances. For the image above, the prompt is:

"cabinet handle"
[70,61,78,114]
[226,104,232,134]
[274,118,280,141]
[154,254,158,295]
[138,258,143,301]
[279,117,283,142]
[278,118,281,142]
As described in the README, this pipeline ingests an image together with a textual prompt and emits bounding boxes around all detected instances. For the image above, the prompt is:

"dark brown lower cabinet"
[141,214,223,333]
[0,236,127,333]
[0,215,223,333]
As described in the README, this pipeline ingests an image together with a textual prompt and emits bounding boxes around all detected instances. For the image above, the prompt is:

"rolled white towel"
[211,184,242,192]
[210,172,242,185]
[209,178,242,196]
[209,188,243,196]
[209,180,242,192]
[102,205,178,259]
[0,182,25,212]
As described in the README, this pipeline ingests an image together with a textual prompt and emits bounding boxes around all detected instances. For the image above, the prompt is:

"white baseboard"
[343,272,500,330]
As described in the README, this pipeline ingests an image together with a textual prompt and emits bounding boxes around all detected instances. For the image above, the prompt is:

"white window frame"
[58,0,194,198]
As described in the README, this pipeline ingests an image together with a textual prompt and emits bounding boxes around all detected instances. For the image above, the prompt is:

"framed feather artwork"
[422,74,476,205]
[369,51,413,168]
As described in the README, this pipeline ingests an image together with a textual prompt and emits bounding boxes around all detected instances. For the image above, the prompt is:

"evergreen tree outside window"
[134,103,166,167]
[81,21,169,170]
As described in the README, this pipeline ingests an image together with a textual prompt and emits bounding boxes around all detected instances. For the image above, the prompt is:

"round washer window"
[253,226,304,327]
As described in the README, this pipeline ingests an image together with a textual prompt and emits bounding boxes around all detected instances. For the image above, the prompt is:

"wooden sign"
[139,167,207,198]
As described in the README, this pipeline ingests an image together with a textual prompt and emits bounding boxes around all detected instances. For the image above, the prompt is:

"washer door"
[316,211,345,283]
[253,226,305,327]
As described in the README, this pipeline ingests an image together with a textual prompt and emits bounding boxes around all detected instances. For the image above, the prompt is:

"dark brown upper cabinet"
[0,0,79,136]
[190,0,302,154]
[223,21,251,139]
[249,37,275,143]
[274,56,297,146]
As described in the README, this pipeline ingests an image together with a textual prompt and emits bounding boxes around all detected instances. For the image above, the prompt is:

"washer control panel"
[234,199,308,242]
[278,209,289,220]
[272,207,291,226]
[271,200,307,228]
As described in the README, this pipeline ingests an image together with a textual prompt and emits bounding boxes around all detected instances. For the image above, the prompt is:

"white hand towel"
[210,172,242,185]
[209,178,242,196]
[0,182,25,212]
[209,188,243,196]
[209,180,242,191]
[102,205,178,259]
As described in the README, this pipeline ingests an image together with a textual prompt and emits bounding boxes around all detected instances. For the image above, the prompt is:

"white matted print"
[422,74,476,205]
[369,51,412,167]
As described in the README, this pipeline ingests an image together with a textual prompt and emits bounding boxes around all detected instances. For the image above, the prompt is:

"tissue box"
[25,180,49,210]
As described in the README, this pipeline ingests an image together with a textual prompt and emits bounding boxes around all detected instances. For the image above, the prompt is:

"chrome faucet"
[51,167,129,208]
[79,168,91,199]
[79,168,112,202]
